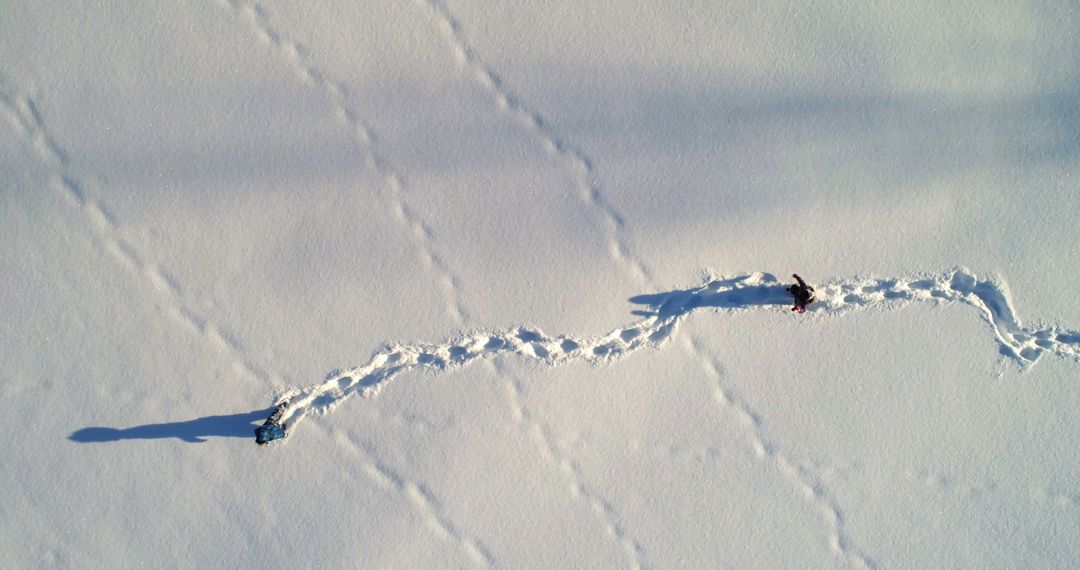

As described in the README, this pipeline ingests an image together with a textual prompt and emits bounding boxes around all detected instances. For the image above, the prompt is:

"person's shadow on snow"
[69,407,275,443]
[628,274,792,318]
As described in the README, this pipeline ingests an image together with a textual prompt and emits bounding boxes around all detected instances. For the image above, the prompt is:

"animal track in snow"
[0,79,275,386]
[688,338,874,568]
[907,470,1080,511]
[500,364,647,569]
[334,430,496,568]
[278,268,1080,435]
[1031,487,1080,508]
[905,470,998,499]
[418,0,653,285]
[218,0,470,326]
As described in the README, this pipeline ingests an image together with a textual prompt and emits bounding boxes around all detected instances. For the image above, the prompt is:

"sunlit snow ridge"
[278,269,1080,431]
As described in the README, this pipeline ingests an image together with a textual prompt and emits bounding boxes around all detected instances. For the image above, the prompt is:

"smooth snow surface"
[3,1,1079,568]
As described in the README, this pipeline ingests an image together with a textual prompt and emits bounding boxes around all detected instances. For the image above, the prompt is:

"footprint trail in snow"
[272,268,1080,438]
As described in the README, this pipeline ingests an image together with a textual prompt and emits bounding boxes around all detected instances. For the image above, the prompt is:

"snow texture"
[283,269,1079,435]
[2,1,1080,568]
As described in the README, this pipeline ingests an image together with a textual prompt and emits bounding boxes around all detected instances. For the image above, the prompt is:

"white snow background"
[2,1,1079,568]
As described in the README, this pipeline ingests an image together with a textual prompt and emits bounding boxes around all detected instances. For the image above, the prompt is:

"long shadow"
[69,407,275,444]
[629,275,791,318]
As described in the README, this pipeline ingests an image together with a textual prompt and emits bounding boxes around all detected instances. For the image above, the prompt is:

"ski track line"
[0,80,276,387]
[279,268,1080,432]
[217,0,469,325]
[687,337,876,569]
[331,428,496,568]
[499,362,647,569]
[417,0,653,285]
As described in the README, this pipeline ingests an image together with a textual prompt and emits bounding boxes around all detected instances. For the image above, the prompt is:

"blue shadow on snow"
[629,276,791,318]
[69,407,275,444]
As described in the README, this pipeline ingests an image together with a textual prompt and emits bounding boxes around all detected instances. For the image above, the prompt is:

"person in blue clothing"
[789,274,815,313]
[255,401,288,445]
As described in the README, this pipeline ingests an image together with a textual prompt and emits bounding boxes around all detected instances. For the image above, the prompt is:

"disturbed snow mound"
[268,269,1080,441]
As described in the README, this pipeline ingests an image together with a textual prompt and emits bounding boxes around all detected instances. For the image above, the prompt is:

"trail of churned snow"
[272,268,1080,437]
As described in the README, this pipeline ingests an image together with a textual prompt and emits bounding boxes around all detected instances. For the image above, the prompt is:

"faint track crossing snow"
[282,268,1080,433]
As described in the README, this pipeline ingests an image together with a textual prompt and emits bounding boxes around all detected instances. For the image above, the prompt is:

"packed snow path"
[275,268,1080,435]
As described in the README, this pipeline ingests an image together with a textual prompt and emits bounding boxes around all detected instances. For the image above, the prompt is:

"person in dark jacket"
[789,274,815,313]
[255,401,288,445]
